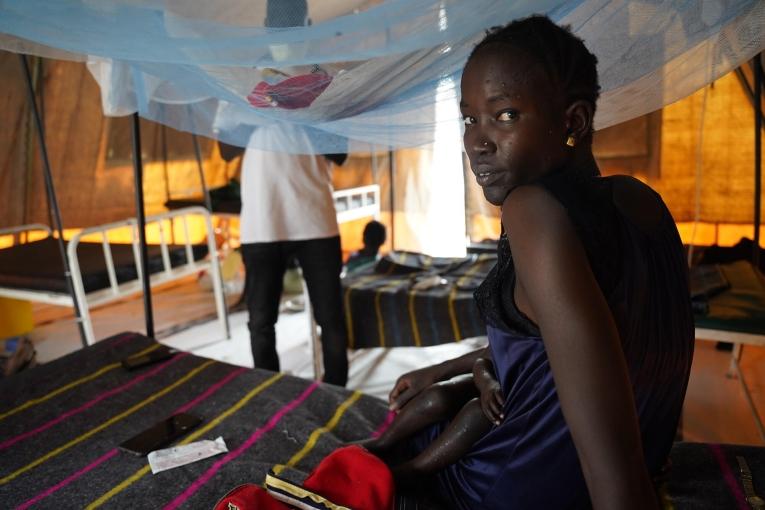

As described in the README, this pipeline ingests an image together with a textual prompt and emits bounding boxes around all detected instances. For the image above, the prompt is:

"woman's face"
[460,45,569,206]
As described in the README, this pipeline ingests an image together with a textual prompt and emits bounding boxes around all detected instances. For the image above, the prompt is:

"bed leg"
[205,213,230,341]
[301,271,323,381]
[729,347,765,443]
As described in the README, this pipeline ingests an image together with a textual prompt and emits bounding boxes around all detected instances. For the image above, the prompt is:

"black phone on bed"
[121,345,175,371]
[118,413,202,456]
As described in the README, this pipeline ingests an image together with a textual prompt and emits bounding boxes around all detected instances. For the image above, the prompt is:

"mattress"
[342,251,495,348]
[0,332,389,509]
[0,332,759,509]
[0,237,208,294]
[694,260,765,335]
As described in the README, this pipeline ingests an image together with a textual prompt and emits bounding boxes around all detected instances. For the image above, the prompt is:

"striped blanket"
[342,252,496,349]
[2,332,764,509]
[0,332,390,509]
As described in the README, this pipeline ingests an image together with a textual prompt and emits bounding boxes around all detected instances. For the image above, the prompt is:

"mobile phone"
[121,345,175,371]
[119,413,202,456]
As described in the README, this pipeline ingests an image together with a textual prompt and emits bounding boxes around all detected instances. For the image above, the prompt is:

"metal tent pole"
[19,55,89,347]
[131,112,155,338]
[186,108,230,339]
[191,132,213,212]
[33,58,56,232]
[161,124,171,205]
[754,54,763,269]
[160,124,176,244]
[388,149,395,250]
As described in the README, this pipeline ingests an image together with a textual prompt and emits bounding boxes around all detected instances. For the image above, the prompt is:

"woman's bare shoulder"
[607,175,664,233]
[501,183,578,250]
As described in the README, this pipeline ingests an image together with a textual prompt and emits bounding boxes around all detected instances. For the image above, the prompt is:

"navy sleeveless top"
[410,169,694,509]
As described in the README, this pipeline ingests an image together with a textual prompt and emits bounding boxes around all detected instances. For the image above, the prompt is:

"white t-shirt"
[239,125,339,244]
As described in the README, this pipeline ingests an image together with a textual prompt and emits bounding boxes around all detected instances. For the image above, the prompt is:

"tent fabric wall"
[654,70,762,225]
[0,52,237,230]
[0,53,107,229]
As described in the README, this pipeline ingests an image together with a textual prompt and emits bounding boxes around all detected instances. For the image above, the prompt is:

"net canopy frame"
[1,0,763,154]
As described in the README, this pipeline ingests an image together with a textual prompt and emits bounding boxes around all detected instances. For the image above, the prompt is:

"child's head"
[362,220,387,251]
[460,15,600,205]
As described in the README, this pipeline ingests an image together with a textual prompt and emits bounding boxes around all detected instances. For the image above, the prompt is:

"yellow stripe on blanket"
[408,287,423,347]
[0,358,215,486]
[86,372,285,509]
[374,279,405,347]
[447,258,486,342]
[343,273,386,349]
[273,391,362,475]
[0,344,161,422]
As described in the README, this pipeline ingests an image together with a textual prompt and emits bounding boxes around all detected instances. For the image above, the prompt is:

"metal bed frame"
[0,206,229,346]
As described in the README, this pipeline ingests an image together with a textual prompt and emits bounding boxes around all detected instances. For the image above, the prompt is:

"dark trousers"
[241,235,348,386]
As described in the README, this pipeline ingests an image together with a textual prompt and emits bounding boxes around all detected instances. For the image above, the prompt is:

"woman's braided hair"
[469,15,600,115]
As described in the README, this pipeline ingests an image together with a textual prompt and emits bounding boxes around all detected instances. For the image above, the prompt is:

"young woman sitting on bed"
[362,15,693,509]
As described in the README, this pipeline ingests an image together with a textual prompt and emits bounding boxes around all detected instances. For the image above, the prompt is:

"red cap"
[302,445,394,510]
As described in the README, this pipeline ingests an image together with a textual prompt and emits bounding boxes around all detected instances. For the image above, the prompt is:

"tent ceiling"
[1,0,763,154]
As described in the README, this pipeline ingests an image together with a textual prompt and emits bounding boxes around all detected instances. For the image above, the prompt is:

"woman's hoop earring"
[565,135,576,147]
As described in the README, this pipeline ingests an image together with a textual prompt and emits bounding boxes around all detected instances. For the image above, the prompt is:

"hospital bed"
[0,207,228,346]
[0,330,759,509]
[693,260,765,443]
[342,251,494,349]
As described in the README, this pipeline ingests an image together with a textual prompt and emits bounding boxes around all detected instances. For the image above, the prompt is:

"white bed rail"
[62,206,229,345]
[0,207,231,345]
[333,185,380,223]
[0,223,53,245]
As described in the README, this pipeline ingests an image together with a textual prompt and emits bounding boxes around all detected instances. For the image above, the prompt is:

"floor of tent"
[22,275,765,445]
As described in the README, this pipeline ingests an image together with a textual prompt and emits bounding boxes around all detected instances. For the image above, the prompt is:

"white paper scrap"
[148,437,228,474]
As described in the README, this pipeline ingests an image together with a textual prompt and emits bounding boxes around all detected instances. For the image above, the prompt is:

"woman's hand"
[473,357,504,425]
[388,365,442,411]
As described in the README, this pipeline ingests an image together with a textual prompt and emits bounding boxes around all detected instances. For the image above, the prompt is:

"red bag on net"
[247,72,332,109]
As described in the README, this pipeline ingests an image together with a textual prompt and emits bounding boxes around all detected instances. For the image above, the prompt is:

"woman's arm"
[502,185,658,510]
[388,347,489,411]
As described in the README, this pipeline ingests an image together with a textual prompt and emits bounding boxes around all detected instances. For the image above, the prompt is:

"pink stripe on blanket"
[163,382,320,510]
[0,353,189,451]
[370,410,396,439]
[15,365,243,509]
[111,332,142,348]
[173,367,247,415]
[15,449,119,510]
[709,443,749,509]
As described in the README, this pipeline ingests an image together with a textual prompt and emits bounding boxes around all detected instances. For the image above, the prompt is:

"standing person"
[219,125,349,386]
[362,15,693,509]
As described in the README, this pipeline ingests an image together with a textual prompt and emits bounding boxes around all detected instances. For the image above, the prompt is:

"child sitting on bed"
[345,220,386,273]
[361,15,693,510]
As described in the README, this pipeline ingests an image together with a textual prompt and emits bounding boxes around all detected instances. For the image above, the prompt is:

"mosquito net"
[1,0,763,153]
